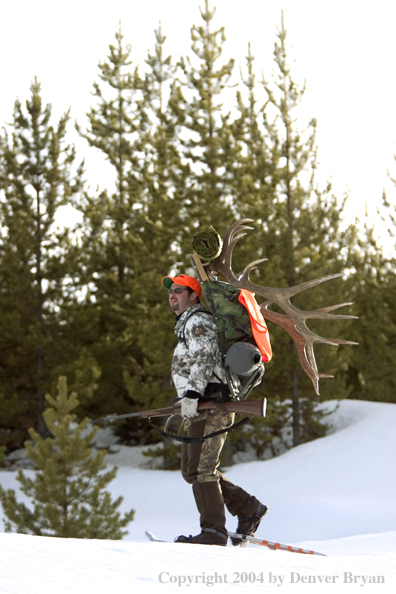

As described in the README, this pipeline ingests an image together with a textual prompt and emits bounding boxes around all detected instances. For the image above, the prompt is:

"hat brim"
[162,277,174,289]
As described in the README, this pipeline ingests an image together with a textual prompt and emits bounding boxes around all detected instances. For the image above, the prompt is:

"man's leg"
[182,415,263,520]
[177,413,231,545]
[178,412,268,545]
[219,473,260,517]
[193,417,269,545]
[218,471,268,546]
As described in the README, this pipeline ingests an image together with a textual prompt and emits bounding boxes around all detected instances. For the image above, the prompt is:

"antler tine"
[225,229,254,257]
[320,338,358,346]
[221,219,254,251]
[309,302,355,314]
[299,307,358,322]
[239,258,268,281]
[272,273,344,300]
[214,219,256,274]
[222,235,246,277]
[295,336,320,395]
[259,306,331,394]
[214,221,255,280]
[261,305,351,348]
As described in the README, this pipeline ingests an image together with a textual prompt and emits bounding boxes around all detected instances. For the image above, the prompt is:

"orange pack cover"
[238,289,272,362]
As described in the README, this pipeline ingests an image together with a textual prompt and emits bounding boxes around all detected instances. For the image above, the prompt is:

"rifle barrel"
[100,398,267,423]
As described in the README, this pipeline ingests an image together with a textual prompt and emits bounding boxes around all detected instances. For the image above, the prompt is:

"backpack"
[201,280,272,363]
[199,280,272,399]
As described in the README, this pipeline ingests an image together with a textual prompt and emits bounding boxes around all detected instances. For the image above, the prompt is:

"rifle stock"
[141,398,267,419]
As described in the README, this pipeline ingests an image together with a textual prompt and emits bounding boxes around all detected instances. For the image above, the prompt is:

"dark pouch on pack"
[201,382,231,403]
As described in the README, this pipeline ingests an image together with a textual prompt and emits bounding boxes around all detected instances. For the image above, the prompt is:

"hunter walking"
[162,273,268,546]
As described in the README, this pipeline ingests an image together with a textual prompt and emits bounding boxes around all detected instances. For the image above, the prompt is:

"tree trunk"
[35,186,46,437]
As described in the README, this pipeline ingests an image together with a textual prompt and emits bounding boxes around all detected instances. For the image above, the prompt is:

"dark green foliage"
[0,79,85,447]
[170,0,237,251]
[341,220,396,403]
[74,27,143,421]
[230,14,355,445]
[74,27,178,433]
[2,1,393,468]
[0,377,134,538]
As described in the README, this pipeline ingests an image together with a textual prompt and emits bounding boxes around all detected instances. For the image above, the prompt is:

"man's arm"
[178,312,222,418]
[184,313,221,396]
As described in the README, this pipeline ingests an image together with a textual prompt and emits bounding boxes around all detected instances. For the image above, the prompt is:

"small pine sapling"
[0,377,135,538]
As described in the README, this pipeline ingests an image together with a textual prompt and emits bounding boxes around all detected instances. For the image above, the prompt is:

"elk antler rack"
[202,219,357,395]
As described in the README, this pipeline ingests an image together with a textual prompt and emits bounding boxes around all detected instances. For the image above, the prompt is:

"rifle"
[100,398,267,424]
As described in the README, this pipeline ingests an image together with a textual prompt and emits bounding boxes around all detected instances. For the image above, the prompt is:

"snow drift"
[0,399,395,593]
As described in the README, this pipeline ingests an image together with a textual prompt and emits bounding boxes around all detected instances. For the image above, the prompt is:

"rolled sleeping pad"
[225,342,263,378]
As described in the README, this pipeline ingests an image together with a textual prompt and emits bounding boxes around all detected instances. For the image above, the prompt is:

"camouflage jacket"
[172,304,232,399]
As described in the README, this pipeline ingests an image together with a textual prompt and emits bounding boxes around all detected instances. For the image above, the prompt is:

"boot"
[231,501,269,546]
[219,474,260,517]
[175,481,228,546]
[175,529,228,546]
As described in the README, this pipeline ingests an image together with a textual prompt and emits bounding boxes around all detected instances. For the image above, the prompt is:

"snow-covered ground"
[0,399,395,593]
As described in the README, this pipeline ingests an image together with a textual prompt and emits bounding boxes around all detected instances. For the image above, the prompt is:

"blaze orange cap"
[162,274,202,298]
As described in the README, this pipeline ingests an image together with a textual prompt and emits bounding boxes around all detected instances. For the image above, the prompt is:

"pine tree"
[75,27,146,422]
[230,44,282,284]
[121,24,187,419]
[260,16,355,445]
[230,15,356,448]
[0,376,134,538]
[0,79,84,446]
[171,0,237,253]
[75,26,183,443]
[342,195,396,403]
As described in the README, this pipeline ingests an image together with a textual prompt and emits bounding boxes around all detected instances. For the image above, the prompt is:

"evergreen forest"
[1,1,395,465]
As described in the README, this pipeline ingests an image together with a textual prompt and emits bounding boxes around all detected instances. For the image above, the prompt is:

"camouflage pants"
[181,411,259,518]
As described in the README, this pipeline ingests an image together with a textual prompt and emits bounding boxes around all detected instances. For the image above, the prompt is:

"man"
[162,273,268,546]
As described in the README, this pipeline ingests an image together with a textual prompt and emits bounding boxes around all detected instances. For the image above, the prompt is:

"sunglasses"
[168,287,189,295]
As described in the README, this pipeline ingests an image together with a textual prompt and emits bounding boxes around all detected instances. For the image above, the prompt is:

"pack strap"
[179,307,213,344]
[148,415,252,443]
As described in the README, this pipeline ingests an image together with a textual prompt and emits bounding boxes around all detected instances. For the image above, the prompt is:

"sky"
[2,0,396,250]
[0,399,395,592]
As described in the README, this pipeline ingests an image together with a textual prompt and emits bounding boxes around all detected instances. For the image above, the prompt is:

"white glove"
[180,397,199,418]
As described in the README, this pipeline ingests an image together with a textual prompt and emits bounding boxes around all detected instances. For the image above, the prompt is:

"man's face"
[168,283,197,315]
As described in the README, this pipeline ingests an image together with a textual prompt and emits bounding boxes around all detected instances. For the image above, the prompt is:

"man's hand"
[180,391,200,418]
